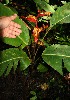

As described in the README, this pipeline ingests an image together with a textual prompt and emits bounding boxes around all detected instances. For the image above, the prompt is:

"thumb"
[9,14,17,21]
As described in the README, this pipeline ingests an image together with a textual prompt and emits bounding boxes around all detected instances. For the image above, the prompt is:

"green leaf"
[30,91,36,95]
[20,55,31,70]
[13,59,18,72]
[0,48,31,76]
[50,2,70,27]
[5,61,13,76]
[0,3,30,48]
[37,64,48,72]
[42,44,70,75]
[34,0,55,13]
[61,1,67,5]
[9,6,18,14]
[30,96,37,100]
[5,0,9,4]
[45,0,49,3]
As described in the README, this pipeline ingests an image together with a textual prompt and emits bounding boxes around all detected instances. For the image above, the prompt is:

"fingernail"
[14,14,17,15]
[19,25,21,28]
[14,14,17,16]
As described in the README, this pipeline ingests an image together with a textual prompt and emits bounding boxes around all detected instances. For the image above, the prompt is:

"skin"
[0,14,22,38]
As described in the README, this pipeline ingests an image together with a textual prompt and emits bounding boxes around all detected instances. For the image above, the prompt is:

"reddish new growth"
[37,10,51,18]
[32,10,51,43]
[33,24,48,43]
[26,15,37,23]
[21,10,51,43]
[20,15,37,23]
[32,27,43,43]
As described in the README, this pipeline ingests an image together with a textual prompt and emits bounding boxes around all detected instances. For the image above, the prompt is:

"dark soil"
[0,65,70,100]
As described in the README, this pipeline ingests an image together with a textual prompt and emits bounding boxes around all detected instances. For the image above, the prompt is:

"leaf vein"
[43,54,70,57]
[0,57,23,64]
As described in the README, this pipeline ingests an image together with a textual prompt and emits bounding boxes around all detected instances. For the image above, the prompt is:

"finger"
[6,31,16,38]
[4,29,14,37]
[12,30,21,36]
[9,14,17,21]
[11,27,22,33]
[6,27,21,36]
[1,28,9,37]
[9,26,22,34]
[14,29,22,34]
[10,21,21,28]
[8,34,16,38]
[7,29,21,36]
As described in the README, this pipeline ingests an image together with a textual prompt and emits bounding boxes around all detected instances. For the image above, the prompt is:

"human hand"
[0,14,22,38]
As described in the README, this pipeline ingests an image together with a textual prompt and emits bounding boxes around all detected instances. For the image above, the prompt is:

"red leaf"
[37,13,45,18]
[26,15,37,23]
[34,37,38,43]
[26,17,37,23]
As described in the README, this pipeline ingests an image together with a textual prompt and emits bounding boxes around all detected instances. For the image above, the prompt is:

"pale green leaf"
[5,0,9,4]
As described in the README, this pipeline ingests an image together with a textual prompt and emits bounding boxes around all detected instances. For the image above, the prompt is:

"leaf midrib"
[0,57,23,64]
[43,54,70,58]
[51,11,70,27]
[18,36,27,45]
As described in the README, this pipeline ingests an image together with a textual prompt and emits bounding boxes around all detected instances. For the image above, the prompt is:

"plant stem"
[42,26,51,41]
[33,45,41,61]
[27,46,31,59]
